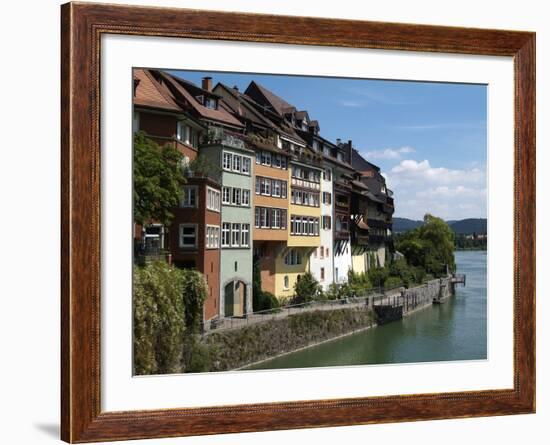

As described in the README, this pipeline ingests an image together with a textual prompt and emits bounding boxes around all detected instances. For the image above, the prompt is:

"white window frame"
[206,187,221,212]
[231,223,240,247]
[179,224,198,249]
[232,154,241,172]
[180,186,198,208]
[222,186,231,204]
[242,157,251,175]
[223,152,232,171]
[241,224,250,247]
[232,188,241,206]
[221,223,231,247]
[205,225,220,249]
[242,189,250,206]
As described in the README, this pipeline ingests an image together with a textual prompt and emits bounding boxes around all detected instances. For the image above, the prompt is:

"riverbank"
[192,277,454,372]
[248,250,485,370]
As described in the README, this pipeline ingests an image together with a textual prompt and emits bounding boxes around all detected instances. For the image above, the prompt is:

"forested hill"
[393,217,487,234]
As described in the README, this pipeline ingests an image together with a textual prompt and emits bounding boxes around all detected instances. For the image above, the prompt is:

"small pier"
[451,273,466,286]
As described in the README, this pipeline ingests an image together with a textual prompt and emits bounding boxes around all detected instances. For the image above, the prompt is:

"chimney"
[233,85,239,92]
[336,138,341,146]
[347,140,353,162]
[202,76,212,91]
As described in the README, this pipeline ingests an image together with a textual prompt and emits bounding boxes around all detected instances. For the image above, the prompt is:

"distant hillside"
[393,217,423,232]
[393,217,487,234]
[449,218,487,235]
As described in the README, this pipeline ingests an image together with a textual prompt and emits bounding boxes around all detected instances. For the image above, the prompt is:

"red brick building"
[133,68,224,323]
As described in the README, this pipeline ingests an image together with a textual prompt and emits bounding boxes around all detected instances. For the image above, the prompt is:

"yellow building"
[272,161,322,300]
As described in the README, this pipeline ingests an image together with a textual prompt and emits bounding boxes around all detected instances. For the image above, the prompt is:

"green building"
[201,129,255,317]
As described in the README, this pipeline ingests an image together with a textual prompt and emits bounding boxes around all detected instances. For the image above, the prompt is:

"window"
[176,121,187,142]
[180,186,197,208]
[320,267,325,281]
[255,177,261,194]
[284,276,289,289]
[264,178,271,196]
[241,224,250,247]
[280,156,287,169]
[133,111,140,133]
[242,190,250,206]
[272,209,280,228]
[255,151,261,164]
[204,97,217,109]
[322,215,332,230]
[320,247,324,259]
[281,182,287,198]
[179,224,197,248]
[326,247,329,257]
[232,154,241,172]
[255,207,260,228]
[290,215,319,236]
[260,207,268,228]
[242,157,251,174]
[231,223,240,247]
[223,152,232,170]
[222,187,231,204]
[323,192,332,205]
[272,180,281,197]
[232,188,241,206]
[206,225,220,249]
[207,187,220,212]
[284,249,302,266]
[221,223,230,247]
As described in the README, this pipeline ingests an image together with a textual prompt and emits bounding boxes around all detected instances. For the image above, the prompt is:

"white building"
[309,165,334,289]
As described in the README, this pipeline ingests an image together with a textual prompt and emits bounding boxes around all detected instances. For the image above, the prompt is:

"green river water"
[247,250,487,370]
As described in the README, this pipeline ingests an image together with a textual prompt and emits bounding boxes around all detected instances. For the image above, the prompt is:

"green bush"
[133,262,208,375]
[384,276,403,289]
[133,262,186,375]
[368,267,389,288]
[293,272,322,304]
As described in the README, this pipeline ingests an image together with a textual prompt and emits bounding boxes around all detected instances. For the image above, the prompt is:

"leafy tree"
[293,272,322,303]
[133,262,186,375]
[181,269,208,334]
[133,132,187,226]
[395,214,456,276]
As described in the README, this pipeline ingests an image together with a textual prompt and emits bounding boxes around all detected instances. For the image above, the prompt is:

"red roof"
[133,69,180,112]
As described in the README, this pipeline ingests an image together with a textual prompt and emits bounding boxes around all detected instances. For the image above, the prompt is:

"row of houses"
[133,69,395,325]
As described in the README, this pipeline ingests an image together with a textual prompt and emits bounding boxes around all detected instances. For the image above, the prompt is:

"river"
[247,250,487,370]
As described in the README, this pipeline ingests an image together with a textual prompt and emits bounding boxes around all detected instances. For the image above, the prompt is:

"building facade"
[133,69,397,320]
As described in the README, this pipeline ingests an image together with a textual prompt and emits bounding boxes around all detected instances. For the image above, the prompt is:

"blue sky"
[169,69,487,221]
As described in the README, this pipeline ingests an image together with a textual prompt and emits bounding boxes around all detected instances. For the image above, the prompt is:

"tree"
[293,272,322,304]
[133,132,187,226]
[395,214,456,276]
[133,262,186,375]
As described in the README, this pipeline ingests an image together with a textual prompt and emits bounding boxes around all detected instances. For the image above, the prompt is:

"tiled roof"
[133,69,180,112]
[244,81,296,116]
[154,71,244,129]
[215,83,278,130]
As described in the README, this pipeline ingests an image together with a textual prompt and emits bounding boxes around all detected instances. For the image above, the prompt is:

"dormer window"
[301,120,308,131]
[204,97,218,110]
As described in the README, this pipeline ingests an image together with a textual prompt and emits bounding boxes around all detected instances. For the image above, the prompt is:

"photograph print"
[132,68,487,375]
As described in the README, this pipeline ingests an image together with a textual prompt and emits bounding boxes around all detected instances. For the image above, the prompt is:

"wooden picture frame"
[61,2,535,442]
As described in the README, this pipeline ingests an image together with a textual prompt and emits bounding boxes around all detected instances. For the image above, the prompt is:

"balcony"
[291,177,320,191]
[204,127,246,150]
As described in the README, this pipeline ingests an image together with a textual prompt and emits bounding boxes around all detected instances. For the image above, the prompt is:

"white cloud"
[364,146,415,160]
[384,159,486,221]
[338,99,364,108]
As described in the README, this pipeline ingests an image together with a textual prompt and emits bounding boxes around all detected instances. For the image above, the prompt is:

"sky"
[168,69,487,221]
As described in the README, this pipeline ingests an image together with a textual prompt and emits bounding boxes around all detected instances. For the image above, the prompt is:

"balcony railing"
[205,127,246,150]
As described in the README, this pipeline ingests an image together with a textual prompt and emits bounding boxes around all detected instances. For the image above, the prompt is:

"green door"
[224,282,234,317]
